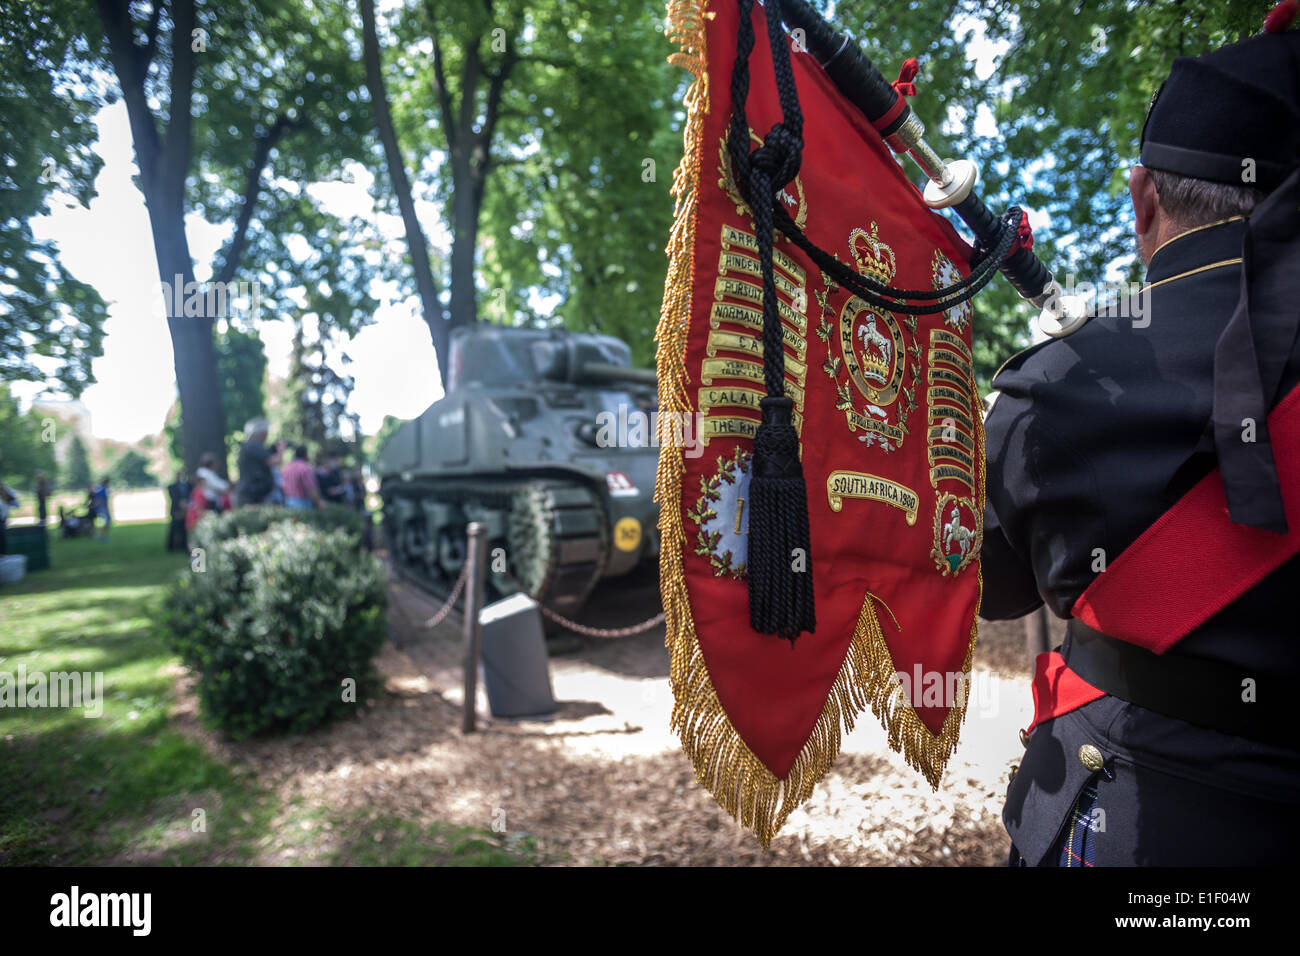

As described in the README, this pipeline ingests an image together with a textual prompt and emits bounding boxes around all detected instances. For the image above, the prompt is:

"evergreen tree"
[65,433,91,490]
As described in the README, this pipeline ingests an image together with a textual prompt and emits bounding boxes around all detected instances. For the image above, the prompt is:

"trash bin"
[0,554,27,585]
[479,592,557,719]
[5,525,47,572]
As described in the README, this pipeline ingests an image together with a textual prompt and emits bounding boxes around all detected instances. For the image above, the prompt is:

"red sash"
[1030,382,1300,730]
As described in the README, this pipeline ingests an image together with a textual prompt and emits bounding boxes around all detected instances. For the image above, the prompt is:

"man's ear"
[1129,165,1160,238]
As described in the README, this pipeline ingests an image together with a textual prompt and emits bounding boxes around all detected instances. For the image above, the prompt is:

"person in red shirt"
[282,445,323,510]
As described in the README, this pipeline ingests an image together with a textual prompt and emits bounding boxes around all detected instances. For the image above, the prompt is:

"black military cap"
[1141,3,1300,191]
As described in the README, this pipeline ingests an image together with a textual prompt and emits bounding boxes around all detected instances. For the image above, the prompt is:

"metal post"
[1025,604,1052,659]
[461,522,488,733]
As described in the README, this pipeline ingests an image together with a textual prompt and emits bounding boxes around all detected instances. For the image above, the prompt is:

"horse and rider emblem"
[815,222,920,452]
[930,492,981,576]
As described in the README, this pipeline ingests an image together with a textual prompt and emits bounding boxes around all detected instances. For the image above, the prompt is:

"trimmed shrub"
[164,522,387,738]
[192,503,365,554]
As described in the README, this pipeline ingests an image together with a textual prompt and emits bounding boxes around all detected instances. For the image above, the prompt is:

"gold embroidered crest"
[686,445,752,578]
[815,223,920,452]
[930,492,981,576]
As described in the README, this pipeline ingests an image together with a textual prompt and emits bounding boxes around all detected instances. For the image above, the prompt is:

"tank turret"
[378,325,662,624]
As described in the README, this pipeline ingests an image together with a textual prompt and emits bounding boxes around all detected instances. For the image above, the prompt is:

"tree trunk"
[96,0,226,476]
[358,0,450,384]
[447,159,481,329]
[154,226,226,477]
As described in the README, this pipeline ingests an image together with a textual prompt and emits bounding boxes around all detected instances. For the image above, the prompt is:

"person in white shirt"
[195,452,230,511]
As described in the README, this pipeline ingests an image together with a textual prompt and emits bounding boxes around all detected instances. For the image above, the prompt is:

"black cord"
[726,0,1021,320]
[723,0,1021,642]
[775,203,1019,315]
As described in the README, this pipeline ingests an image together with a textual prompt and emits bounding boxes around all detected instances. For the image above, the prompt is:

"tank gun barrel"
[575,361,658,387]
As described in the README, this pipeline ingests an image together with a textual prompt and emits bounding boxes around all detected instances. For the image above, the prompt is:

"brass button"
[1008,764,1019,781]
[1019,728,1030,748]
[1078,744,1106,772]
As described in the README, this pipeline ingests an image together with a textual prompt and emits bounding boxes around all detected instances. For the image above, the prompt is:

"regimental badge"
[932,251,972,333]
[686,445,751,578]
[930,492,982,576]
[718,130,809,232]
[816,223,919,452]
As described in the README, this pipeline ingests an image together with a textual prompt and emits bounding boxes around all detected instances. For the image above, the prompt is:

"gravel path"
[176,563,1063,865]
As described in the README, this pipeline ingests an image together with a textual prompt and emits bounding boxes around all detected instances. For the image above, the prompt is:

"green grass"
[0,521,535,866]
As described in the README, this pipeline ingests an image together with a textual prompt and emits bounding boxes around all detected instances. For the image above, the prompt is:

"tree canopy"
[365,0,682,368]
[1,0,1280,441]
[0,2,110,396]
[0,385,58,487]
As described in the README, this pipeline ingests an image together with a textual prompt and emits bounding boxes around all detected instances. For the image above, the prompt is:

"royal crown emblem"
[815,223,919,453]
[849,223,897,285]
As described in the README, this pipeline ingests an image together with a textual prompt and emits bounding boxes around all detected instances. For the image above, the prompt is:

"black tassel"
[747,396,816,640]
[726,0,815,639]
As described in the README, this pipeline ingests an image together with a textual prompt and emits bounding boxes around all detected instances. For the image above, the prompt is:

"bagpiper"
[983,2,1300,866]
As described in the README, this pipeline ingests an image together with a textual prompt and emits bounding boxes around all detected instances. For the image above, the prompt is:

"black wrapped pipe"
[779,0,1056,304]
[953,193,1053,301]
[780,0,910,135]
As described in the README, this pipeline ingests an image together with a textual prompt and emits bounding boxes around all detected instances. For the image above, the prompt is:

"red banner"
[657,0,984,846]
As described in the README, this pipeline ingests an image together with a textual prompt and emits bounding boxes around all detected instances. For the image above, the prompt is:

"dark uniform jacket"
[981,217,1300,865]
[236,440,274,505]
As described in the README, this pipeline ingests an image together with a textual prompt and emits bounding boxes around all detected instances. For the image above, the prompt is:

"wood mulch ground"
[171,561,1065,866]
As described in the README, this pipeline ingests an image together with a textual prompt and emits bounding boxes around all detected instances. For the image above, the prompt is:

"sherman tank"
[378,324,661,623]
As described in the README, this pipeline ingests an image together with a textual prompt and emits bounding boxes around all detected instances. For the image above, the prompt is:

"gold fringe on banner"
[655,0,982,848]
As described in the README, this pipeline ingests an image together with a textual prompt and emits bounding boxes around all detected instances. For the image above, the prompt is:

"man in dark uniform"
[981,14,1300,865]
[165,471,191,552]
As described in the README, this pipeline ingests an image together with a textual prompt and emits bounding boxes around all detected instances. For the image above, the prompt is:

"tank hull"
[378,326,662,622]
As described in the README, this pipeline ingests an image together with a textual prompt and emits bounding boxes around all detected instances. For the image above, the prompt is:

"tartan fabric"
[1057,783,1101,867]
[1007,782,1102,867]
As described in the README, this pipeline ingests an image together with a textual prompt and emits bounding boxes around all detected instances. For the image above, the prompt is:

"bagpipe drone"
[655,0,1072,845]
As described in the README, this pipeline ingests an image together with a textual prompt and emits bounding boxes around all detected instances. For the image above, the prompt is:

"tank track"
[383,476,609,620]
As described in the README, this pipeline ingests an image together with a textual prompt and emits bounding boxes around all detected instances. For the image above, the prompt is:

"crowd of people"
[54,476,111,541]
[2,418,371,559]
[0,471,112,551]
[165,417,370,552]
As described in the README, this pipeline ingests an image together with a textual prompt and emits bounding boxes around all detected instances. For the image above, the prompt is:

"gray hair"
[1149,168,1265,229]
[244,417,269,437]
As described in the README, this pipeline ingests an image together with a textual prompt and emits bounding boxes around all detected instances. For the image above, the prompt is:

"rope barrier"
[502,572,666,638]
[533,602,666,638]
[402,537,667,639]
[421,559,470,630]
